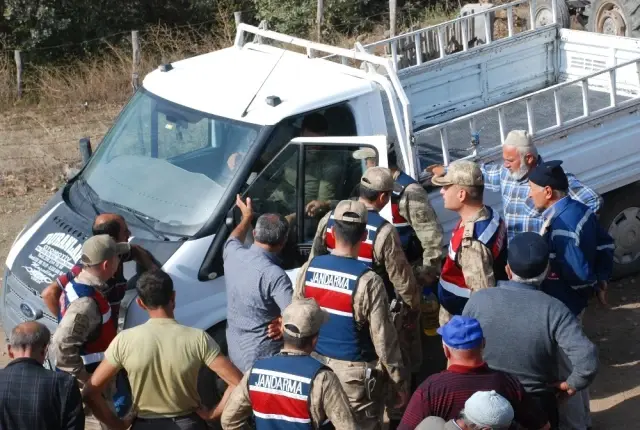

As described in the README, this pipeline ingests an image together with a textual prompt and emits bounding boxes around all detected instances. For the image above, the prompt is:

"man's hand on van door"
[236,194,253,221]
[267,316,283,340]
[425,164,445,177]
[306,200,330,217]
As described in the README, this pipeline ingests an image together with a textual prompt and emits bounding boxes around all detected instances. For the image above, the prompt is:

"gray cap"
[334,200,368,223]
[353,147,377,160]
[361,166,399,192]
[81,234,130,266]
[464,390,514,428]
[431,160,484,187]
[282,298,329,338]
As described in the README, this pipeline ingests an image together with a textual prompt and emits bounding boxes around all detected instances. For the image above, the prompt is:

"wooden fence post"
[389,0,397,37]
[131,31,141,91]
[234,11,243,28]
[14,50,22,99]
[317,0,324,42]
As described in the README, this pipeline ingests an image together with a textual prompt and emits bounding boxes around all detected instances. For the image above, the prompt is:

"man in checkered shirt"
[428,130,602,242]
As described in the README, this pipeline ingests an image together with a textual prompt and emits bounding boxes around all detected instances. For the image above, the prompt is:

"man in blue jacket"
[528,160,614,430]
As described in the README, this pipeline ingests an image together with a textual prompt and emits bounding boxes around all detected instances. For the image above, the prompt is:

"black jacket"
[0,357,84,430]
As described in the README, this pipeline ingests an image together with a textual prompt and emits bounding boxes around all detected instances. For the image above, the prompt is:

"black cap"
[508,232,550,279]
[528,160,569,191]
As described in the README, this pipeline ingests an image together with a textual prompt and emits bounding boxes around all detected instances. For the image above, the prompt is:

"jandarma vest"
[438,207,508,315]
[325,209,386,266]
[303,254,377,362]
[249,353,334,429]
[59,279,117,373]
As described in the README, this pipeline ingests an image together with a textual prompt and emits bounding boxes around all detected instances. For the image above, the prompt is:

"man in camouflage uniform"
[308,169,418,429]
[353,146,444,283]
[295,200,408,429]
[50,235,133,429]
[309,167,420,309]
[353,147,446,420]
[430,160,508,326]
[221,298,357,430]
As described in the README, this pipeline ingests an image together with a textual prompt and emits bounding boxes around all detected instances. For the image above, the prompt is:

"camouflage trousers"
[385,310,421,421]
[312,353,385,430]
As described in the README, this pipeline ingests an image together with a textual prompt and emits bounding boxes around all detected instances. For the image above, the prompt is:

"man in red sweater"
[398,316,550,430]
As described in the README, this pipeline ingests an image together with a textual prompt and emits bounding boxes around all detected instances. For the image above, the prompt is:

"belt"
[135,412,199,422]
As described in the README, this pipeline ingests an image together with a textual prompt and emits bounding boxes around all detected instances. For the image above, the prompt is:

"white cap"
[463,390,514,428]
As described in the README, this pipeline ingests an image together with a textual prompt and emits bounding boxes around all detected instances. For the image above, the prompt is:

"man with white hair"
[427,130,602,242]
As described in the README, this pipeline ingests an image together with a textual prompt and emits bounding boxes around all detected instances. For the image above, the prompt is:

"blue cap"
[437,316,484,349]
[508,232,549,279]
[528,160,569,191]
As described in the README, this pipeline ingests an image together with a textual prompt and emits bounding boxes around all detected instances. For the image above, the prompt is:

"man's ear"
[525,152,537,167]
[442,342,450,359]
[136,297,147,310]
[458,187,467,203]
[7,345,14,359]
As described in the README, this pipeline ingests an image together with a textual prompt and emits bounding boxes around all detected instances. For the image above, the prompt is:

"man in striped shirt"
[427,130,602,243]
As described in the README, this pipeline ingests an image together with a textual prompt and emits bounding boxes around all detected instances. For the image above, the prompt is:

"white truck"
[3,0,640,405]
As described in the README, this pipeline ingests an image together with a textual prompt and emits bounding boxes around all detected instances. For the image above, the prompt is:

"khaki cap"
[81,234,130,266]
[334,200,368,223]
[353,147,377,160]
[503,129,532,148]
[282,298,329,338]
[431,160,484,187]
[361,166,399,192]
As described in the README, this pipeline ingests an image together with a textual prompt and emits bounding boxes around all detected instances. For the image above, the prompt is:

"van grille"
[5,272,57,324]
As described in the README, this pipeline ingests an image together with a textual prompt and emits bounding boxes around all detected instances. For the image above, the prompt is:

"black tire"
[534,0,571,29]
[586,0,640,37]
[198,323,228,430]
[599,182,640,279]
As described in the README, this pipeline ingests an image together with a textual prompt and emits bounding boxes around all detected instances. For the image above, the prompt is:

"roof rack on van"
[234,23,417,174]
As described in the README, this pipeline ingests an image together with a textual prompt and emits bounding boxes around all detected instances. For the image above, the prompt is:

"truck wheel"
[599,183,640,279]
[586,0,640,36]
[534,0,571,29]
[198,323,228,430]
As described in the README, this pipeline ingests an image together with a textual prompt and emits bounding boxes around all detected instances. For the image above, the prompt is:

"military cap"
[333,200,368,223]
[431,160,484,187]
[361,166,399,192]
[81,234,130,266]
[282,298,329,338]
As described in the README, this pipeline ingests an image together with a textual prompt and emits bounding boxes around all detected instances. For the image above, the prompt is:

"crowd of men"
[0,128,615,430]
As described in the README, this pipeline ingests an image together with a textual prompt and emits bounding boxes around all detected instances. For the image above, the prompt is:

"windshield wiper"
[108,202,169,241]
[78,178,101,216]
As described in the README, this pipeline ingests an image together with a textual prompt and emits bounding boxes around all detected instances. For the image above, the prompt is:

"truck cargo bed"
[416,84,634,167]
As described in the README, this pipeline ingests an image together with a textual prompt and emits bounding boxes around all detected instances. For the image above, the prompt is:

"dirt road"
[0,188,638,428]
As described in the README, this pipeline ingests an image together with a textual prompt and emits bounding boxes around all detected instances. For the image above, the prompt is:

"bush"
[1,0,250,56]
[253,0,388,37]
